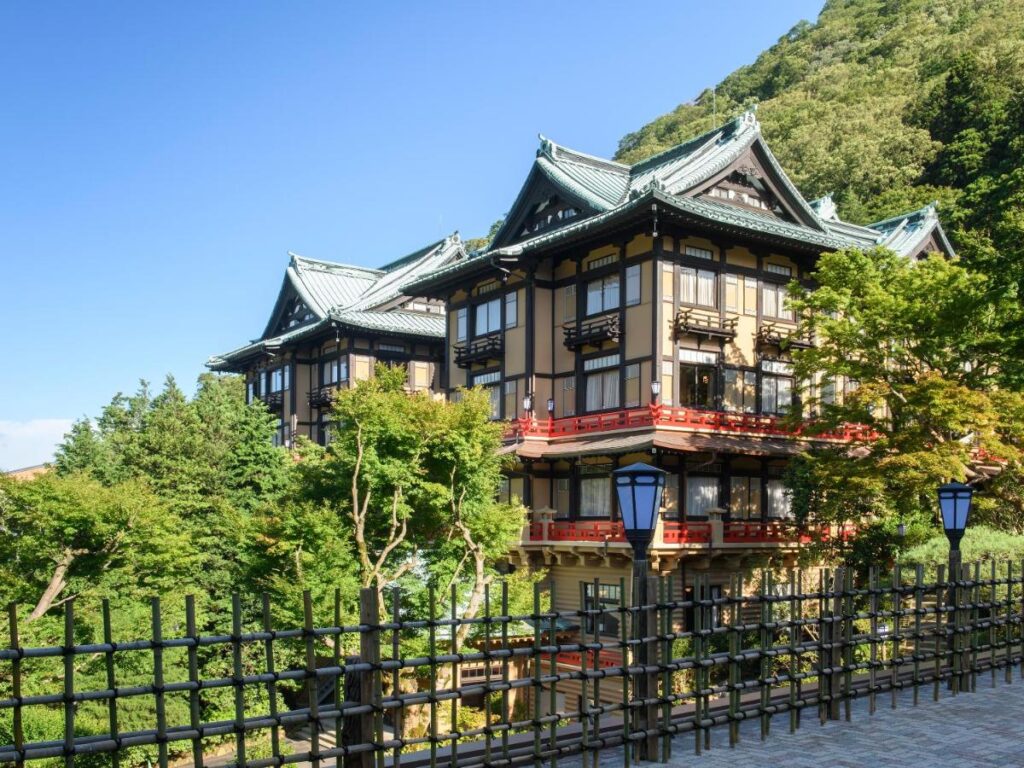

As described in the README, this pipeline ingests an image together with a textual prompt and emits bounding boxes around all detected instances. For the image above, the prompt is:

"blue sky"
[0,1,824,469]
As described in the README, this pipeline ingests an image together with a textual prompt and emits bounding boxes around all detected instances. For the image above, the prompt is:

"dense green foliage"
[0,370,533,762]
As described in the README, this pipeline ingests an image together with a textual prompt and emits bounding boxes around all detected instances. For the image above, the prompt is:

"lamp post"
[613,462,667,762]
[522,393,533,418]
[938,480,973,693]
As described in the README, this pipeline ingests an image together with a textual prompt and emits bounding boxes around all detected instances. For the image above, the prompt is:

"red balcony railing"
[508,405,874,443]
[661,520,713,544]
[542,650,621,669]
[526,519,856,547]
[528,520,627,543]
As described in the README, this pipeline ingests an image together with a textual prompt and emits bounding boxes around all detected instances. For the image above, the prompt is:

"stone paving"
[572,676,1024,767]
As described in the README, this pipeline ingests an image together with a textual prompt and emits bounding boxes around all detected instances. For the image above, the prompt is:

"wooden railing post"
[343,588,380,768]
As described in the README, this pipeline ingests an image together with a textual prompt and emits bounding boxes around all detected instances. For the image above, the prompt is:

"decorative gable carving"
[691,143,821,229]
[274,296,315,334]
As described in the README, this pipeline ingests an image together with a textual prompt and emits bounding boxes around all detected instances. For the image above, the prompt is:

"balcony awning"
[516,432,653,459]
[654,431,804,456]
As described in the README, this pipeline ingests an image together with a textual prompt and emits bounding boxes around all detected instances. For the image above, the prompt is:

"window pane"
[564,285,576,322]
[580,477,611,517]
[587,280,604,315]
[624,364,640,408]
[505,291,517,329]
[602,369,619,409]
[663,474,679,519]
[488,385,500,420]
[725,274,738,311]
[743,278,757,316]
[762,376,777,413]
[456,308,467,341]
[697,270,716,307]
[586,374,603,412]
[626,265,641,306]
[686,476,719,517]
[563,376,576,417]
[680,267,696,304]
[767,479,792,519]
[776,377,793,413]
[763,284,777,318]
[603,276,619,310]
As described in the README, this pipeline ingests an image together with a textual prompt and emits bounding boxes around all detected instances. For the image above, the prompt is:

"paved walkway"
[580,678,1024,767]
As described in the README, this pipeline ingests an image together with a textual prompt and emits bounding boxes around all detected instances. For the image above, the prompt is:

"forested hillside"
[619,0,1024,380]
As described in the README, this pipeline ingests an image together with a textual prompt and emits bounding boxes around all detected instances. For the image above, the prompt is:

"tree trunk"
[28,549,75,622]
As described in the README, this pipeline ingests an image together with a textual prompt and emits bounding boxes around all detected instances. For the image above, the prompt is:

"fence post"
[343,588,380,768]
[822,568,845,721]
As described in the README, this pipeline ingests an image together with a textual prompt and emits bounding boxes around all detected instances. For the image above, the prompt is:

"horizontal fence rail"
[2,562,1023,768]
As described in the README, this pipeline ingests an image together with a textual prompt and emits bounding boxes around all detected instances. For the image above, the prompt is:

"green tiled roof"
[208,234,464,371]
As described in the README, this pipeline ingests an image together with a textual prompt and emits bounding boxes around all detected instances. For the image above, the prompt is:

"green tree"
[786,247,1024,536]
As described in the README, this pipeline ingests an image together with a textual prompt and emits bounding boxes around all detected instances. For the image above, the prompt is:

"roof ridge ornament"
[538,133,554,158]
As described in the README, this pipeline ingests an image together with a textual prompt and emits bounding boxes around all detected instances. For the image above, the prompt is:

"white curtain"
[580,477,611,517]
[697,270,716,307]
[767,480,793,519]
[686,476,719,517]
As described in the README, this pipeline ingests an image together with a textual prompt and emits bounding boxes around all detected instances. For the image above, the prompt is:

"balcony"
[308,385,338,408]
[261,391,285,411]
[757,322,814,350]
[563,314,619,350]
[524,516,854,550]
[454,335,503,368]
[508,405,873,443]
[674,309,738,340]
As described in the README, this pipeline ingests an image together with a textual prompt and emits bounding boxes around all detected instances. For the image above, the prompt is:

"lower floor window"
[761,375,793,414]
[685,475,719,517]
[272,419,291,448]
[730,476,761,519]
[580,476,612,517]
[767,479,792,519]
[583,583,621,636]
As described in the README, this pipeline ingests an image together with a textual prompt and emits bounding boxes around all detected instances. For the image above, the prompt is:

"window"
[586,370,619,411]
[322,358,347,386]
[456,308,468,342]
[624,364,640,408]
[684,245,714,260]
[473,371,501,420]
[246,380,256,404]
[580,476,612,518]
[743,277,758,316]
[475,298,501,336]
[679,363,715,409]
[764,263,792,276]
[584,354,621,412]
[555,478,571,518]
[378,342,405,353]
[730,477,761,519]
[582,583,621,636]
[762,375,793,414]
[272,419,291,448]
[409,361,432,392]
[767,479,792,519]
[587,254,618,271]
[725,274,739,312]
[680,267,716,307]
[723,369,757,413]
[505,291,518,329]
[563,285,576,322]
[586,275,619,315]
[761,283,794,321]
[562,376,576,417]
[661,360,674,407]
[353,355,373,381]
[625,265,641,306]
[270,367,289,393]
[820,377,837,406]
[503,380,517,420]
[663,474,680,519]
[686,476,720,517]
